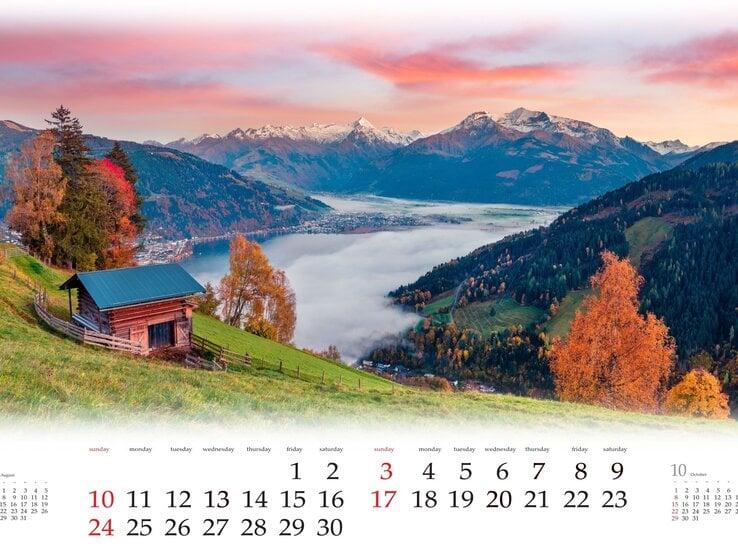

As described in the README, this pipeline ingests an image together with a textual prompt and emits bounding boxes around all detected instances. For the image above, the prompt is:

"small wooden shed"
[59,264,205,355]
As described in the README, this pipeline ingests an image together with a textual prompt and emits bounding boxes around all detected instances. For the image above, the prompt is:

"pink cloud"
[0,28,284,74]
[438,29,550,54]
[639,31,738,87]
[315,42,571,95]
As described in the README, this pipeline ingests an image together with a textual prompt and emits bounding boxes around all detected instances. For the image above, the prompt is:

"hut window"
[148,321,175,350]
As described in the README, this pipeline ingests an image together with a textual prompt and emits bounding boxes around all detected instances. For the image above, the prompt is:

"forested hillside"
[0,119,329,240]
[373,146,738,409]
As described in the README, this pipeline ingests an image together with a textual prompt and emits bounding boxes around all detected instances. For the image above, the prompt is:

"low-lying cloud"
[182,198,559,363]
[261,227,500,362]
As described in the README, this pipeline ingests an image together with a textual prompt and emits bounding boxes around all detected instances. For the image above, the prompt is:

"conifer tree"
[45,105,91,182]
[105,142,137,185]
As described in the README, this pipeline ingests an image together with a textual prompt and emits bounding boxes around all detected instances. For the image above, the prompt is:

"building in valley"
[59,264,205,355]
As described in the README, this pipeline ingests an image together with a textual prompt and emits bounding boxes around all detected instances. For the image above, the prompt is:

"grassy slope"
[423,294,454,316]
[543,289,595,339]
[454,298,544,335]
[192,314,393,391]
[625,217,673,267]
[0,244,733,430]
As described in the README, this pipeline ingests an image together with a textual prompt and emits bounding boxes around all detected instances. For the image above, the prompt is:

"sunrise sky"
[2,0,738,145]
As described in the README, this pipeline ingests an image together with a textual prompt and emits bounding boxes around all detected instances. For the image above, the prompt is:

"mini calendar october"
[1,0,738,553]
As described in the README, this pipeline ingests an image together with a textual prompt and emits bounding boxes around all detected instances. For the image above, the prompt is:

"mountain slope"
[0,120,329,239]
[346,109,685,205]
[165,117,422,190]
[366,147,738,409]
[680,140,738,169]
[383,146,738,374]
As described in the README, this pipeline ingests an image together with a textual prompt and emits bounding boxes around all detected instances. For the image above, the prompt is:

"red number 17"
[371,490,397,508]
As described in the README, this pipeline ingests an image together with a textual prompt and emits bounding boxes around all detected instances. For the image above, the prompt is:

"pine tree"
[45,105,91,182]
[54,173,110,270]
[105,142,137,185]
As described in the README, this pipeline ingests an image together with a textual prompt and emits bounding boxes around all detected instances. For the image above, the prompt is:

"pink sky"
[2,1,738,145]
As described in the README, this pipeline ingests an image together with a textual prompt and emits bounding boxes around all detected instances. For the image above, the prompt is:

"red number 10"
[89,490,115,508]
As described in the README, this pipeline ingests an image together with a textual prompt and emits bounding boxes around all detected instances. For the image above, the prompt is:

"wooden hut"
[59,264,205,355]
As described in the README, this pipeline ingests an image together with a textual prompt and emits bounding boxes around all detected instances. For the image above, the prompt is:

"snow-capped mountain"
[645,139,699,156]
[157,109,722,205]
[496,107,621,146]
[164,117,422,190]
[172,117,421,148]
[0,119,328,239]
[343,108,703,205]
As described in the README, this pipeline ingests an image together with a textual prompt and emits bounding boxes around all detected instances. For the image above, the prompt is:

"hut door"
[148,321,175,350]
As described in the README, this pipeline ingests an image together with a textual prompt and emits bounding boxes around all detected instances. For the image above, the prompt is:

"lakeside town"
[133,209,452,264]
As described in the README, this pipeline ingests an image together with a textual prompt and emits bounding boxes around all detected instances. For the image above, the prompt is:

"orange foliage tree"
[663,369,730,419]
[88,158,139,267]
[5,131,67,263]
[219,234,296,343]
[549,252,675,413]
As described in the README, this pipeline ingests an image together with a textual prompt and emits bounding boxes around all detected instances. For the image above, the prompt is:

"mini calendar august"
[2,0,738,553]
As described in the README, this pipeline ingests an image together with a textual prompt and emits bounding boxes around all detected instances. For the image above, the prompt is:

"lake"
[180,196,562,362]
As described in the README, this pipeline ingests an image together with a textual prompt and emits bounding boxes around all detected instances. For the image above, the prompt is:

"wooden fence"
[191,333,252,369]
[184,352,224,372]
[190,332,371,389]
[5,246,28,259]
[34,290,143,355]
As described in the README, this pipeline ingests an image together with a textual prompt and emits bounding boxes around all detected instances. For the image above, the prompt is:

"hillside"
[372,146,738,406]
[1,243,729,429]
[0,120,329,239]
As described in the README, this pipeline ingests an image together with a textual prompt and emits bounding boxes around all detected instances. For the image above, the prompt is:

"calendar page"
[2,421,737,552]
[2,0,738,553]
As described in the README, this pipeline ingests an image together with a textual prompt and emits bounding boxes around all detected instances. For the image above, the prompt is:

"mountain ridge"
[162,109,718,205]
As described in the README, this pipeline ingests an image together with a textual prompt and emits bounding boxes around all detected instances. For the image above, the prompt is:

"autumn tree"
[196,282,221,317]
[663,369,730,419]
[88,158,140,267]
[17,106,146,270]
[219,234,296,343]
[550,252,675,413]
[5,131,67,262]
[105,142,146,232]
[322,345,342,362]
[264,269,297,343]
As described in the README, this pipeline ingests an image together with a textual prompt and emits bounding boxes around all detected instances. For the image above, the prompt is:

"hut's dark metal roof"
[59,264,205,310]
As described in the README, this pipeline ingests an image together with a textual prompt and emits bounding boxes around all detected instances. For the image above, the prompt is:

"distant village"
[134,210,429,264]
[355,358,497,394]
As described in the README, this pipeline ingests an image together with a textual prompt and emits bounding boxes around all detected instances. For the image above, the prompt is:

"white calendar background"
[1,422,736,552]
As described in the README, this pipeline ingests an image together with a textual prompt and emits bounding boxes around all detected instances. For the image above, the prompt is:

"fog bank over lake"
[181,196,562,362]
